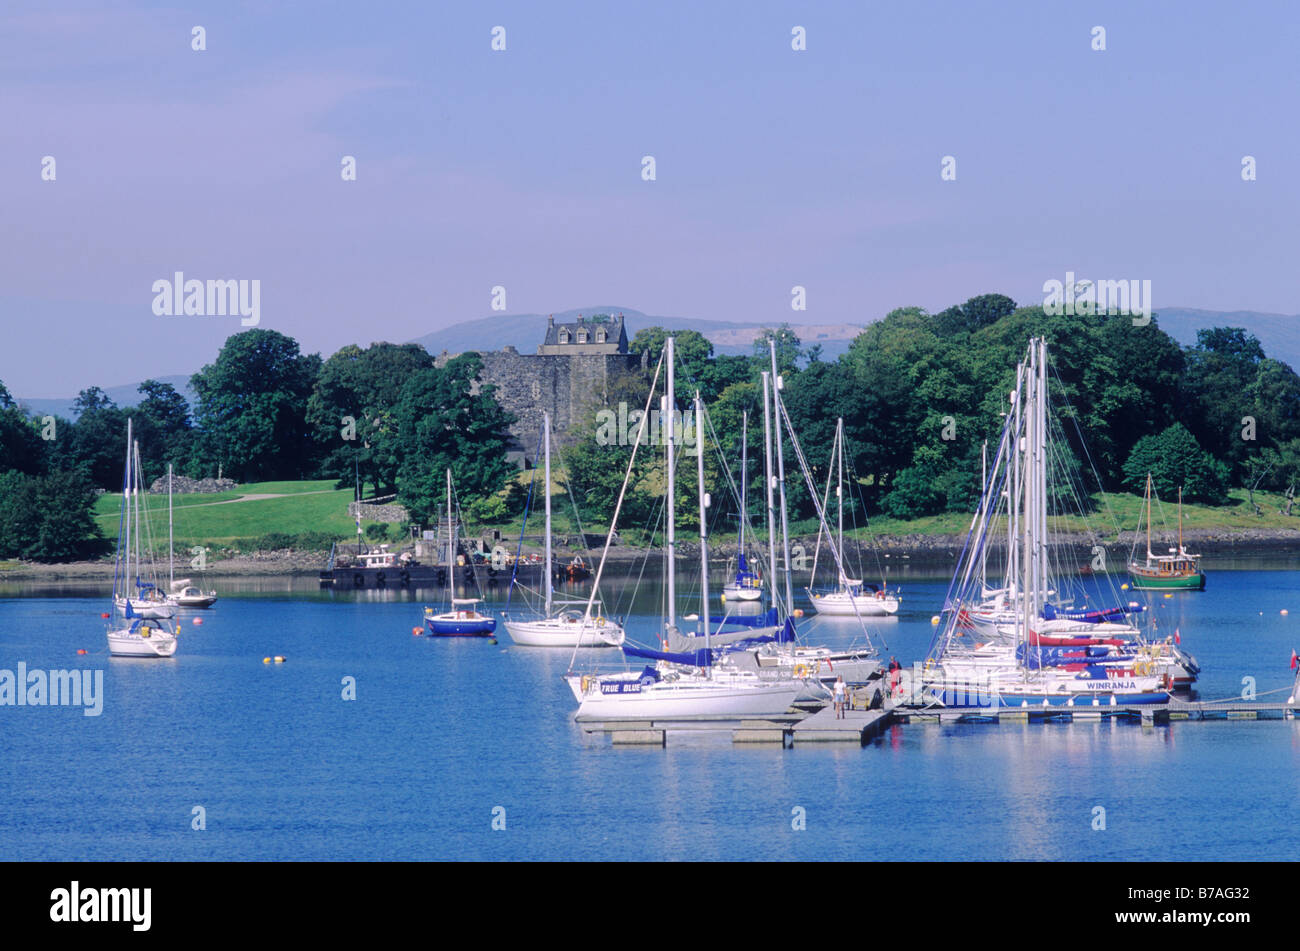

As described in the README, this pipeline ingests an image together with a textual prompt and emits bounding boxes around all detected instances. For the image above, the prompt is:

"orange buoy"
[76,649,88,655]
[100,612,110,619]
[263,657,271,664]
[412,626,422,636]
[192,617,203,625]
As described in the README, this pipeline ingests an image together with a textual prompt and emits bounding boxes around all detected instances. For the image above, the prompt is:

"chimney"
[577,314,584,324]
[547,314,554,326]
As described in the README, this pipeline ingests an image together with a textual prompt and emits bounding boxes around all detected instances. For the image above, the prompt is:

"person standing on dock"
[833,676,847,719]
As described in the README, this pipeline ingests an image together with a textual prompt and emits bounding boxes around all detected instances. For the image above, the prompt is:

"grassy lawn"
[92,479,391,551]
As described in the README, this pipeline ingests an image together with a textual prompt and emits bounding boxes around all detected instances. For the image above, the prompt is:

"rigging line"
[774,393,884,653]
[504,430,544,615]
[567,349,666,673]
[699,403,769,594]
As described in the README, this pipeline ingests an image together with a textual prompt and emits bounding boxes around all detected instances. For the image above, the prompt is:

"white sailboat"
[722,411,763,602]
[107,420,178,657]
[504,414,624,647]
[806,418,900,617]
[424,469,497,636]
[112,437,176,621]
[163,465,218,608]
[921,338,1177,706]
[565,339,802,720]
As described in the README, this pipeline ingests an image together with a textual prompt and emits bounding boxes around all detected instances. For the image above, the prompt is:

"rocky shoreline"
[5,527,1299,580]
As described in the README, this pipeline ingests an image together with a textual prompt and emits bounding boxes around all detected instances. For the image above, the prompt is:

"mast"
[1020,343,1034,654]
[836,417,844,581]
[123,419,133,599]
[1146,472,1153,561]
[761,371,780,619]
[168,462,174,589]
[770,340,794,612]
[979,440,988,589]
[665,336,676,632]
[738,411,747,556]
[1036,337,1048,609]
[446,468,454,603]
[544,413,553,617]
[695,392,711,666]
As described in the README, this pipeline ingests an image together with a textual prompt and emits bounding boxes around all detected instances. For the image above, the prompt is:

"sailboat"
[1127,476,1206,590]
[806,418,900,617]
[107,420,178,657]
[161,465,218,608]
[722,411,764,602]
[424,468,497,636]
[111,436,176,621]
[503,414,625,647]
[565,339,803,720]
[920,338,1177,707]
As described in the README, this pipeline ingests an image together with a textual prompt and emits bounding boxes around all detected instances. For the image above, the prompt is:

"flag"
[1174,629,1181,645]
[1291,650,1297,671]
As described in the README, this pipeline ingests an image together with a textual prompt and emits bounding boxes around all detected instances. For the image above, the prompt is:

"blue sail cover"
[623,644,714,667]
[1018,644,1136,670]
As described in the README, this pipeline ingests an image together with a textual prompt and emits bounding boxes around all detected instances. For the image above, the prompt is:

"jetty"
[578,693,1300,747]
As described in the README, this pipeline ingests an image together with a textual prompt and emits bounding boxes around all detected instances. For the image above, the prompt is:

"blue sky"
[2,0,1297,397]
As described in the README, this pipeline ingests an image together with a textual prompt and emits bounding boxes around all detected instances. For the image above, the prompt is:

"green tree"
[392,353,516,523]
[190,330,323,482]
[1122,423,1228,504]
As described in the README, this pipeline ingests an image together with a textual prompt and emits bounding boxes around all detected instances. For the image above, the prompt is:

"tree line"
[2,298,1298,559]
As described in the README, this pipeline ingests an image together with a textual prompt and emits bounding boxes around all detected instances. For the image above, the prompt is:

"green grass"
[93,479,394,553]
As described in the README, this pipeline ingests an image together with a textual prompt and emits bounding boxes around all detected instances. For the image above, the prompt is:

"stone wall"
[435,345,640,465]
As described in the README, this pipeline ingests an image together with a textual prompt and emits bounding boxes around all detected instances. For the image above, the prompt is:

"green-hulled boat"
[1127,477,1206,591]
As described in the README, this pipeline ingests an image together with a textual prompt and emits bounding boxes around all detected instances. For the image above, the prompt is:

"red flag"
[1174,629,1181,645]
[1291,650,1297,671]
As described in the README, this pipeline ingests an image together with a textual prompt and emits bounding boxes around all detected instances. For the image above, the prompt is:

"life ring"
[353,573,365,588]
[595,616,606,628]
[580,675,590,693]
[793,663,810,678]
[140,626,151,638]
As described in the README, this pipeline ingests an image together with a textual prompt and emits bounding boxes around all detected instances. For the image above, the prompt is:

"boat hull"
[107,629,178,657]
[568,676,801,721]
[425,616,497,637]
[503,618,623,647]
[722,584,763,602]
[810,592,900,616]
[1127,570,1206,590]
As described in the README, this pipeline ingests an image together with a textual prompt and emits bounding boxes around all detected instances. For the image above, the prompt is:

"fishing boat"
[1127,476,1206,590]
[722,412,764,602]
[805,419,899,617]
[565,340,803,720]
[424,469,497,637]
[503,414,624,647]
[107,420,178,657]
[921,338,1178,707]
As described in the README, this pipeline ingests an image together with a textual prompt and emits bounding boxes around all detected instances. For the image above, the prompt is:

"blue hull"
[426,618,497,637]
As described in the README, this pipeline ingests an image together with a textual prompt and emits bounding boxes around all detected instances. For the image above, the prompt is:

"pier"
[579,696,1300,747]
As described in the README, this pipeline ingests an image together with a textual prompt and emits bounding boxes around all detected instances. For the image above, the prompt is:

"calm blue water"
[3,567,1300,861]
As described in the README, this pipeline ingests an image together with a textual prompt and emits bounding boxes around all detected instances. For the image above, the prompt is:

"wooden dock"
[788,707,892,744]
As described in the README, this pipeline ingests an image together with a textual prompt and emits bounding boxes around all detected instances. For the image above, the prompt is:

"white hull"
[168,595,217,608]
[107,628,178,657]
[114,597,176,619]
[722,584,763,601]
[567,671,800,720]
[504,617,625,647]
[810,591,900,616]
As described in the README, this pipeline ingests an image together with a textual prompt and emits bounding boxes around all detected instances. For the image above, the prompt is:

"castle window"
[596,330,607,343]
[577,330,587,344]
[558,329,569,344]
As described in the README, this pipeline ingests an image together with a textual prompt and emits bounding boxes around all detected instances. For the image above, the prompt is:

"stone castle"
[434,313,641,465]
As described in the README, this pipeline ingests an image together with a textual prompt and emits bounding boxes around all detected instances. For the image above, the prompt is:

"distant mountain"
[16,375,195,421]
[408,306,863,360]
